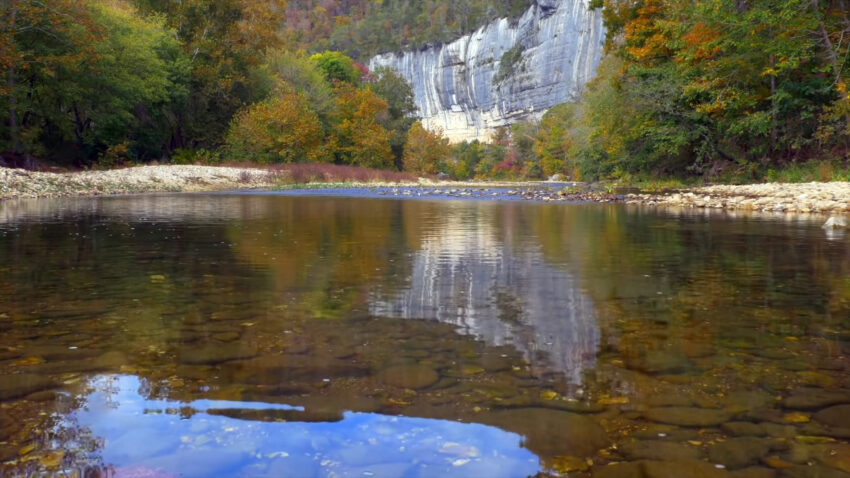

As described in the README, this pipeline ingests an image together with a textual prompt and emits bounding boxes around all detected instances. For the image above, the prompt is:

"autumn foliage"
[403,123,451,175]
[226,89,326,164]
[553,0,850,178]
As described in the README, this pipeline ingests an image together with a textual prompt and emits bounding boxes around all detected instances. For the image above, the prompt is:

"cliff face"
[369,0,605,142]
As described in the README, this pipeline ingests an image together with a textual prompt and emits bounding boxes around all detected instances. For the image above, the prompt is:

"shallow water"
[0,193,849,477]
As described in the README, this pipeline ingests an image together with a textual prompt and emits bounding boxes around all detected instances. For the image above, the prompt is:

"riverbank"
[2,166,849,216]
[0,164,421,199]
[0,165,277,199]
[626,182,850,214]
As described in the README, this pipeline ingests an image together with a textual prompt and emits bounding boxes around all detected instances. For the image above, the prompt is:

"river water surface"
[1,191,849,477]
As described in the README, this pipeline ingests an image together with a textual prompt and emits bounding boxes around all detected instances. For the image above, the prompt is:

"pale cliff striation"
[369,0,605,142]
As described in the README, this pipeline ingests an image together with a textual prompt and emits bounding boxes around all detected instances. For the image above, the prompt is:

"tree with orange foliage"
[226,87,326,164]
[330,83,394,170]
[403,122,451,175]
[569,0,850,178]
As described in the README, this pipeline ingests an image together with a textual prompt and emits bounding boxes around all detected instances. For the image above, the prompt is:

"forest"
[559,0,850,181]
[1,0,849,181]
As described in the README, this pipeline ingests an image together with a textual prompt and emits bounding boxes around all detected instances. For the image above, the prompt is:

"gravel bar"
[0,165,278,199]
[627,182,850,214]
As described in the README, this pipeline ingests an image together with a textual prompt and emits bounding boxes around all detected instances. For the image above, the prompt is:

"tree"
[330,83,394,169]
[262,50,338,129]
[310,51,362,85]
[570,0,850,178]
[369,67,418,168]
[0,1,189,164]
[403,122,451,175]
[535,104,575,178]
[451,140,485,179]
[225,87,326,164]
[131,0,287,149]
[510,121,540,178]
[0,0,100,156]
[284,0,534,59]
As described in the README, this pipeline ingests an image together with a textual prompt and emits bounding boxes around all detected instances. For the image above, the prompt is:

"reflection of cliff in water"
[369,208,599,385]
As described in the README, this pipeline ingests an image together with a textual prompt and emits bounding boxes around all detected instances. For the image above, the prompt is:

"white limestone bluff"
[369,0,606,143]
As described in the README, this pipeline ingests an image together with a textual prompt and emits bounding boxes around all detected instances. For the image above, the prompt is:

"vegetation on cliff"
[284,0,534,58]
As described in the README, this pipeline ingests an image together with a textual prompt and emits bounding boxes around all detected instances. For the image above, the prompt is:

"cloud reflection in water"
[60,375,541,478]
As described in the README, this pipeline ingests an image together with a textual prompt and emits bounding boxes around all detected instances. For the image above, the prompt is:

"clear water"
[0,192,848,477]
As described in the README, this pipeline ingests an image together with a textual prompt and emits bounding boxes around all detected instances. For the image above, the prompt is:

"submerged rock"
[814,405,850,429]
[729,467,776,478]
[708,437,773,469]
[779,464,850,478]
[0,415,16,441]
[784,389,850,410]
[642,460,730,478]
[593,462,644,478]
[644,407,732,427]
[628,350,694,374]
[179,345,257,365]
[722,422,767,437]
[481,408,608,458]
[0,373,57,400]
[377,364,439,390]
[620,440,702,462]
[596,460,731,478]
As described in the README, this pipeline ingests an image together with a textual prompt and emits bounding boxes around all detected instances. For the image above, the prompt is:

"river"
[0,191,848,477]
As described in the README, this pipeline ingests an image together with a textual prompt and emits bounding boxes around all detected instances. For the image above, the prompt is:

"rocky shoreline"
[626,182,850,215]
[2,166,849,217]
[0,165,280,199]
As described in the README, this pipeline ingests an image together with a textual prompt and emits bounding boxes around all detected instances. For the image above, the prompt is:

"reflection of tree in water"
[2,378,109,477]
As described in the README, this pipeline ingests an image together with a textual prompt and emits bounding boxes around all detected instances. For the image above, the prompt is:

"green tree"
[369,67,418,169]
[0,0,100,157]
[572,0,850,178]
[0,1,190,164]
[451,140,485,179]
[535,103,575,178]
[131,0,287,150]
[509,121,540,178]
[285,0,534,59]
[261,50,338,129]
[310,51,362,85]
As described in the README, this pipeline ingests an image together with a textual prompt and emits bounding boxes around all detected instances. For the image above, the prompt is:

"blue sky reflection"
[64,375,541,478]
